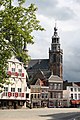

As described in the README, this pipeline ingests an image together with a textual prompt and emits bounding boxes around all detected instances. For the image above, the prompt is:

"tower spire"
[54,21,58,36]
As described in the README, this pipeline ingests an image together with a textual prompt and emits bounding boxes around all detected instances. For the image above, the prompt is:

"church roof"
[28,69,48,85]
[28,59,49,70]
[48,75,63,83]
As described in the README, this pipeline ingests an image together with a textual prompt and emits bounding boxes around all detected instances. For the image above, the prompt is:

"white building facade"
[0,56,28,109]
[67,85,80,100]
[65,83,80,107]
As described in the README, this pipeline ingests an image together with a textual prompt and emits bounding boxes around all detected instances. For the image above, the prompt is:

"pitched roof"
[29,69,47,85]
[48,75,63,83]
[28,59,49,70]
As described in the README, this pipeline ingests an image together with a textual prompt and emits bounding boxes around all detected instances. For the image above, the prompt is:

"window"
[71,88,73,92]
[78,88,80,92]
[50,83,53,90]
[74,88,77,92]
[11,88,15,92]
[53,54,56,62]
[75,94,77,99]
[42,93,44,98]
[10,63,11,67]
[54,84,57,90]
[38,94,40,98]
[4,87,8,91]
[12,68,15,72]
[57,39,59,43]
[45,93,48,98]
[58,84,61,90]
[31,94,33,99]
[26,87,27,91]
[34,94,36,98]
[18,69,22,73]
[18,88,22,92]
[18,69,22,76]
[58,93,61,98]
[61,55,62,63]
[26,93,29,98]
[78,94,80,99]
[71,94,73,99]
[50,92,53,98]
[53,46,56,51]
[52,38,56,43]
[4,87,8,96]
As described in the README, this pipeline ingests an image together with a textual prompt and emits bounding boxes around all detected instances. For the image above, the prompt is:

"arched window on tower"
[60,55,62,63]
[52,38,56,43]
[53,54,56,62]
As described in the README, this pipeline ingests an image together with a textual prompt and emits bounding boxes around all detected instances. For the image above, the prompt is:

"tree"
[0,0,44,85]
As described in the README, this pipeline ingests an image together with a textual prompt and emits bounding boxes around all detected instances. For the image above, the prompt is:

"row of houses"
[0,55,80,109]
[28,70,80,108]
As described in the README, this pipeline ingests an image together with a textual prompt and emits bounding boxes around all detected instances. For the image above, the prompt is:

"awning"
[71,100,80,104]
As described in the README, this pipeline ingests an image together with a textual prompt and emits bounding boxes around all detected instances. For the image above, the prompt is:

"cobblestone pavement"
[0,108,80,120]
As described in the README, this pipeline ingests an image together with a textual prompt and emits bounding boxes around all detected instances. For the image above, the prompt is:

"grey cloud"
[73,0,80,3]
[63,30,80,81]
[25,0,75,21]
[25,0,58,8]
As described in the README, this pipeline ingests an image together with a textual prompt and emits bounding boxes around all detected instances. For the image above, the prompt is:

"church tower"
[49,24,63,78]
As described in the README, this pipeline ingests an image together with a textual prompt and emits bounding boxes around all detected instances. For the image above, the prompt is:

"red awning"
[71,100,80,104]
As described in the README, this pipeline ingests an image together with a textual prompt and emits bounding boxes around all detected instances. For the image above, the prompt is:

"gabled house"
[63,80,80,107]
[0,56,29,109]
[48,74,63,108]
[29,69,49,108]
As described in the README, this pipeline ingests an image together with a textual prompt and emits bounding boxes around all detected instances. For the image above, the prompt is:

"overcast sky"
[23,0,80,82]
